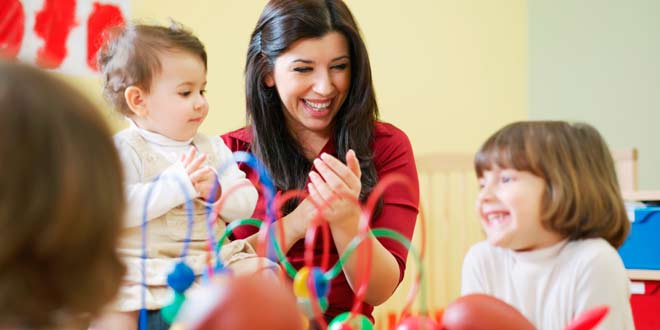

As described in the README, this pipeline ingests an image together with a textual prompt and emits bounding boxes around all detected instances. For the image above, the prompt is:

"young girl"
[461,121,634,329]
[0,62,125,329]
[95,22,267,329]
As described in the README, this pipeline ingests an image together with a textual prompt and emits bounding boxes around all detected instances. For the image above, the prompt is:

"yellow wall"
[63,0,527,323]
[68,0,527,155]
[348,0,527,154]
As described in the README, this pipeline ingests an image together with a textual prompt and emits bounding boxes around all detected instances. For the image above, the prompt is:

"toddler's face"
[139,51,208,141]
[476,167,561,251]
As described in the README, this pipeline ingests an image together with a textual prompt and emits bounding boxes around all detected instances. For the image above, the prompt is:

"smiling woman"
[263,31,351,155]
[221,0,420,325]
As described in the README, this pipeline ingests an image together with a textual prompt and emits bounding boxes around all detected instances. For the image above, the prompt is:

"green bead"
[160,292,186,324]
[327,312,374,330]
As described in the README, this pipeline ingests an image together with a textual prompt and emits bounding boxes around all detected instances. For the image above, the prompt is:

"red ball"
[396,316,440,330]
[190,274,304,330]
[441,294,535,330]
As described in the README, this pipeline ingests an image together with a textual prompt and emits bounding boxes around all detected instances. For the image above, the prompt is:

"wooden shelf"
[622,190,660,202]
[628,269,660,281]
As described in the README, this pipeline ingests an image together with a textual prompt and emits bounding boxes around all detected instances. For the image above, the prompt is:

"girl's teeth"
[304,99,331,110]
[488,213,506,223]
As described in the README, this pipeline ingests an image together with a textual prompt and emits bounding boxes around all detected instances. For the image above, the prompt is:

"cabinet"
[622,190,660,280]
[622,190,660,330]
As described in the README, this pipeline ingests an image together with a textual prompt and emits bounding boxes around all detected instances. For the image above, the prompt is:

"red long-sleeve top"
[220,121,419,322]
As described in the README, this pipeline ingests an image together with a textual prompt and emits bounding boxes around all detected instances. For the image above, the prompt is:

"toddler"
[95,22,271,329]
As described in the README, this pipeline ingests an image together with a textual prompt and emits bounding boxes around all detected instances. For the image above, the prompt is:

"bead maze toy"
[135,151,610,330]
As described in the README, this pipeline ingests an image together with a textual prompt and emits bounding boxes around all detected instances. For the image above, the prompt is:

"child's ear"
[124,86,148,117]
[264,73,275,88]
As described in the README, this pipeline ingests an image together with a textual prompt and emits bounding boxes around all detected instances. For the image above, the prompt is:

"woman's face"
[266,31,351,139]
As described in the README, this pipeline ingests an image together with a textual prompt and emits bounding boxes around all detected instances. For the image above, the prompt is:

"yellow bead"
[293,267,311,298]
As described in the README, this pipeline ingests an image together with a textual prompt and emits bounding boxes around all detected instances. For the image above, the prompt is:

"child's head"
[0,61,125,327]
[97,21,208,141]
[474,121,629,251]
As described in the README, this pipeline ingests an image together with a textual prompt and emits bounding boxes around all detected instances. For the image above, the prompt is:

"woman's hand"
[306,150,401,305]
[246,197,317,255]
[284,197,318,241]
[307,149,362,230]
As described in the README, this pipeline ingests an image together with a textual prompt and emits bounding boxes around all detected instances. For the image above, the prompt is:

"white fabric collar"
[126,117,193,147]
[512,239,569,264]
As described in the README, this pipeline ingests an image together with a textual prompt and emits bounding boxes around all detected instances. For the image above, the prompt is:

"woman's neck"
[299,132,330,160]
[286,122,333,160]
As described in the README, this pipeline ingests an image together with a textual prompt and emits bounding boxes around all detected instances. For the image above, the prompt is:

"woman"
[221,0,420,323]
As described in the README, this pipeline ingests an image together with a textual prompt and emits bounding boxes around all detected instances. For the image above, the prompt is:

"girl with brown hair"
[0,61,125,329]
[462,121,634,329]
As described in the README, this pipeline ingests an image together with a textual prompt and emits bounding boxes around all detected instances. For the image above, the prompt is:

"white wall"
[529,0,660,190]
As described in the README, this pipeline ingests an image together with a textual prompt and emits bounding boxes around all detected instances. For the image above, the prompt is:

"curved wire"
[207,152,428,327]
[139,174,195,330]
[303,191,362,329]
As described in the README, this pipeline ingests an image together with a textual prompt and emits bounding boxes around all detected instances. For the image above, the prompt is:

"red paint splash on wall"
[0,0,25,59]
[34,0,78,69]
[87,2,124,70]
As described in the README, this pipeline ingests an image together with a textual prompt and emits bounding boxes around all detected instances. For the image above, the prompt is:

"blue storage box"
[619,207,660,270]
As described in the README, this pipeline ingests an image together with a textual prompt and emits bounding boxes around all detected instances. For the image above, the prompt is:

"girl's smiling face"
[476,167,562,251]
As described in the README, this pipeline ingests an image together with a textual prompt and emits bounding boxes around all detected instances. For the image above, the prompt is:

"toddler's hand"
[180,147,221,201]
[180,147,207,175]
[191,166,221,202]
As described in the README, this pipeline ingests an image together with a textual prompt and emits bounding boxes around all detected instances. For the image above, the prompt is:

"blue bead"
[311,267,330,297]
[167,262,195,293]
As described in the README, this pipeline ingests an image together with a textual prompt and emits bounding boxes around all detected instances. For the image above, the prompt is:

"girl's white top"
[461,238,634,330]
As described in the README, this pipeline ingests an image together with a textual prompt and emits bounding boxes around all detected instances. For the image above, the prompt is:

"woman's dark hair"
[245,0,379,211]
[0,61,125,327]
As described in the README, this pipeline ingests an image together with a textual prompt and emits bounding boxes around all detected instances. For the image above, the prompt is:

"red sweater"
[221,122,419,322]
